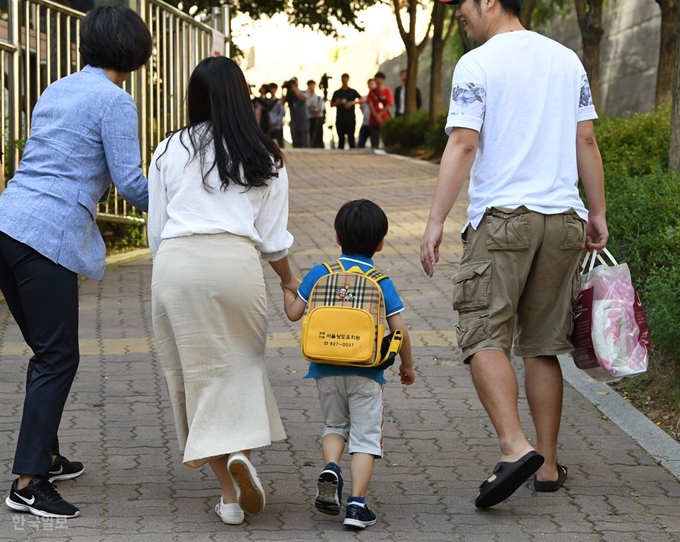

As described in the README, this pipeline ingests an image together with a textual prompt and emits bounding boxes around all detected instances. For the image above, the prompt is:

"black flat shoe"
[534,463,568,492]
[475,451,545,509]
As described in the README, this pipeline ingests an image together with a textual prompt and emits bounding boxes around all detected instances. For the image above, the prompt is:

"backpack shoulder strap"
[322,261,343,274]
[365,268,388,283]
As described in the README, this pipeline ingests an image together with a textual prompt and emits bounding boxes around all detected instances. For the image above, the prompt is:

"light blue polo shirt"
[298,254,405,384]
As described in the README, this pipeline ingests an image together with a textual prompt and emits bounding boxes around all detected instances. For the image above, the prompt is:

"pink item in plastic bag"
[571,249,650,383]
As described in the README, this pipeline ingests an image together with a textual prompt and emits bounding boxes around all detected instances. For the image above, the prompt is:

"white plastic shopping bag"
[571,249,650,383]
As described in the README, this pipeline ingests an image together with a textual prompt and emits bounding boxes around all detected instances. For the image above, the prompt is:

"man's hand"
[585,214,608,253]
[398,363,415,385]
[420,219,444,277]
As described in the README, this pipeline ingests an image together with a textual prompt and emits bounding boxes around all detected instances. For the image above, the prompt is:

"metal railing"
[0,0,227,224]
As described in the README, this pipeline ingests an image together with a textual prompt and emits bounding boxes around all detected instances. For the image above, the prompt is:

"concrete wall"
[551,0,662,116]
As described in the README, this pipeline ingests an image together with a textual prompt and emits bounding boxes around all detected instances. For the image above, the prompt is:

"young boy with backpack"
[282,199,415,529]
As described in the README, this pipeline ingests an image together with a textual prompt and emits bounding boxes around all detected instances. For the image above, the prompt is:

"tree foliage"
[165,0,380,35]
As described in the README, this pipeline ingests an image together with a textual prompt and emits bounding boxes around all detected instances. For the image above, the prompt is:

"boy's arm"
[282,286,307,322]
[386,312,415,385]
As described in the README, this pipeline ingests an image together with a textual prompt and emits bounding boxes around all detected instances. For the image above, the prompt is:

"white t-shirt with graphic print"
[445,30,597,230]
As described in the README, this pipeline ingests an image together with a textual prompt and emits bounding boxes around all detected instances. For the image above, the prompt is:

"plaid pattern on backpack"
[301,260,402,368]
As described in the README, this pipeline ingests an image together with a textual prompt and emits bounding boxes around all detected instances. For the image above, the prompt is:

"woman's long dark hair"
[161,56,283,190]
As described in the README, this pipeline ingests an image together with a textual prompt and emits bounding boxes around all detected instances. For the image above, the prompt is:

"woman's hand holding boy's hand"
[281,276,301,294]
[398,363,415,385]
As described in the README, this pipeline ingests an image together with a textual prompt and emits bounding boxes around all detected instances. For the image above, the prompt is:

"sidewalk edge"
[560,354,680,481]
[105,247,151,266]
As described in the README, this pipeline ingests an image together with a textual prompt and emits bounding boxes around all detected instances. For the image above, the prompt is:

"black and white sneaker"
[48,455,84,483]
[343,503,377,529]
[6,477,80,518]
[315,462,343,516]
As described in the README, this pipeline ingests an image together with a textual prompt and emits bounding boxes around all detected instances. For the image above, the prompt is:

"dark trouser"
[0,232,79,476]
[271,128,284,148]
[369,125,381,149]
[291,121,310,148]
[336,120,356,149]
[309,117,325,148]
[358,125,371,148]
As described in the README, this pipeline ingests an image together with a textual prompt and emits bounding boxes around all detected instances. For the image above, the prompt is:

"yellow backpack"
[301,260,402,369]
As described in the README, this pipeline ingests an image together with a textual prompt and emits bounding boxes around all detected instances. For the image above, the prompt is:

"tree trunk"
[405,0,419,115]
[429,4,457,131]
[429,2,446,131]
[520,0,538,29]
[655,0,678,107]
[575,0,605,110]
[669,0,680,171]
[393,0,432,116]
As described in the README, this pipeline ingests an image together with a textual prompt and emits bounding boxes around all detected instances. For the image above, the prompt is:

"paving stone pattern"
[0,149,678,541]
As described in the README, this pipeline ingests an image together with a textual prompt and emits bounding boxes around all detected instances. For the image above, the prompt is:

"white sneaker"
[215,498,244,525]
[227,452,266,516]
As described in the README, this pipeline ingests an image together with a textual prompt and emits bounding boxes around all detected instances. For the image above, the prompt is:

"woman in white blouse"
[148,56,297,526]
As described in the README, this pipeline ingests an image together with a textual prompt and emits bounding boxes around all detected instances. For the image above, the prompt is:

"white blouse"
[147,128,294,261]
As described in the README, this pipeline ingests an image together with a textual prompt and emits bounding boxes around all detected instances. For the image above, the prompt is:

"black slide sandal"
[475,451,545,509]
[534,463,568,492]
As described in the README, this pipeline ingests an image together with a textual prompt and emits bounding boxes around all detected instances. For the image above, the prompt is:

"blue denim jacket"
[0,66,148,280]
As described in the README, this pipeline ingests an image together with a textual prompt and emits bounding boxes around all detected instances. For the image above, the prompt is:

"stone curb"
[560,354,680,481]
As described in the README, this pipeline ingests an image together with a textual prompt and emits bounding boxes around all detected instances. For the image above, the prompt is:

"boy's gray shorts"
[315,375,384,458]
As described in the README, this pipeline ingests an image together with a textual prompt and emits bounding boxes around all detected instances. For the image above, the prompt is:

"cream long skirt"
[151,233,286,468]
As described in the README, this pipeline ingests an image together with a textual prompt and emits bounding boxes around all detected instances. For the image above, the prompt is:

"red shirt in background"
[368,87,394,126]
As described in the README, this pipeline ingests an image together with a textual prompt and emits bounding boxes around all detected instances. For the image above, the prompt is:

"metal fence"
[0,0,227,224]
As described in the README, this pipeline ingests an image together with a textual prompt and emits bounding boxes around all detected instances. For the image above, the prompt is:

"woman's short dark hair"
[334,200,388,258]
[80,6,152,73]
[160,56,283,191]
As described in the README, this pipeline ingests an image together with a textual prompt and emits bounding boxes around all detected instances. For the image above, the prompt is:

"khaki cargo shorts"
[453,206,586,362]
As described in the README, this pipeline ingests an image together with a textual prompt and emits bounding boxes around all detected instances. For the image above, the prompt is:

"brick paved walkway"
[0,149,678,541]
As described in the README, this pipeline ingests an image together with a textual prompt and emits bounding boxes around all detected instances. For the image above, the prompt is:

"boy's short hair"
[334,200,388,258]
[374,71,386,80]
[79,5,152,73]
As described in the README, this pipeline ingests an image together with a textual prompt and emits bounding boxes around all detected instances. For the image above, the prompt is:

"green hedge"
[382,111,431,150]
[595,103,671,178]
[381,111,449,157]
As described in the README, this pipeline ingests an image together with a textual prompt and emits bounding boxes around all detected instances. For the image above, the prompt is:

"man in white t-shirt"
[421,0,608,509]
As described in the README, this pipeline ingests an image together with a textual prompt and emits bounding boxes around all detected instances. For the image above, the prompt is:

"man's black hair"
[374,71,386,79]
[471,0,521,17]
[79,5,152,73]
[307,80,316,86]
[334,199,388,258]
[497,0,520,17]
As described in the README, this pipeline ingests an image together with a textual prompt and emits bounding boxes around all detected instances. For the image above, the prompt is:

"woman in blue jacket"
[0,5,152,519]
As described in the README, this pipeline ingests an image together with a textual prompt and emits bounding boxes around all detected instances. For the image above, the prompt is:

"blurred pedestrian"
[367,72,393,149]
[268,83,285,147]
[358,79,376,149]
[394,69,422,116]
[306,80,325,148]
[331,74,361,149]
[283,77,310,148]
